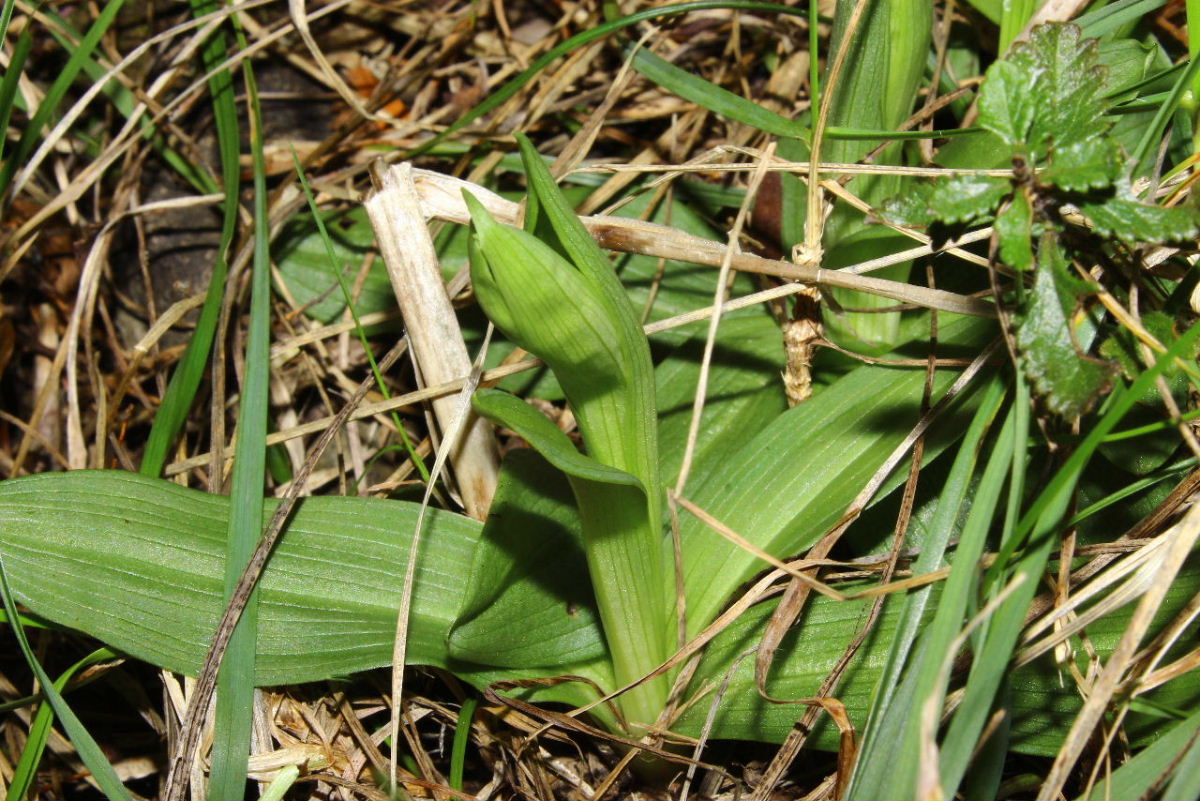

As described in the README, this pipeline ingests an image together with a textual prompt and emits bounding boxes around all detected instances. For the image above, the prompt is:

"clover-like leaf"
[978,59,1039,147]
[980,24,1107,154]
[928,175,1011,224]
[1014,236,1113,417]
[1041,137,1123,191]
[1075,189,1200,244]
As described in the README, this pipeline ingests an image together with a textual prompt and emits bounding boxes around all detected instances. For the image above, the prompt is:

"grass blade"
[0,17,31,167]
[0,560,131,801]
[206,31,270,799]
[847,376,1008,799]
[141,0,242,476]
[0,0,126,201]
[6,647,119,801]
[292,152,429,483]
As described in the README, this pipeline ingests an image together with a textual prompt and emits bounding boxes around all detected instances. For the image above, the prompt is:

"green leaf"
[877,181,936,228]
[655,315,787,488]
[978,59,1040,147]
[1020,24,1108,150]
[678,563,1200,755]
[449,450,606,668]
[7,647,121,801]
[274,208,395,324]
[847,379,1009,800]
[1014,238,1113,417]
[629,46,810,141]
[0,471,480,684]
[927,175,1011,224]
[1041,137,1123,190]
[469,388,668,727]
[995,191,1035,273]
[1075,189,1200,244]
[680,317,998,635]
[979,24,1108,152]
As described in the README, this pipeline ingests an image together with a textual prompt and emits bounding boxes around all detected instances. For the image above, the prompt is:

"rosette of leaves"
[883,23,1198,418]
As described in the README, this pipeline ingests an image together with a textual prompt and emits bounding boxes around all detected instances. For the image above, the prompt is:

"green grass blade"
[0,0,14,42]
[0,560,131,801]
[141,0,242,476]
[1078,0,1170,39]
[1129,52,1200,171]
[0,0,126,202]
[629,47,810,139]
[34,7,217,195]
[7,647,119,801]
[1161,721,1200,801]
[998,0,1036,52]
[0,19,31,167]
[847,377,1008,799]
[207,27,270,797]
[629,47,974,143]
[941,318,1200,780]
[448,696,479,792]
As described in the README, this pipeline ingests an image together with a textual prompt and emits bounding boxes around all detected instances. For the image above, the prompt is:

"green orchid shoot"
[462,134,673,730]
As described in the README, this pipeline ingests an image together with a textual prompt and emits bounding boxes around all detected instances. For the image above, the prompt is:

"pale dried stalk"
[410,169,995,319]
[364,162,499,520]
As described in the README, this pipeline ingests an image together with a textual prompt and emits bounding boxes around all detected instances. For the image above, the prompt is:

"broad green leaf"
[878,181,937,229]
[1016,24,1108,151]
[0,471,479,684]
[1076,190,1200,244]
[274,208,397,325]
[677,563,1200,755]
[1014,238,1113,417]
[927,175,1010,224]
[680,316,997,635]
[448,450,605,668]
[655,315,787,488]
[995,191,1035,273]
[1041,137,1123,191]
[977,60,1039,147]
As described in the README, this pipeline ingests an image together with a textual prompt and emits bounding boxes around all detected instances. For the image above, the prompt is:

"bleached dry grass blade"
[1037,497,1200,800]
[410,169,995,318]
[365,161,499,520]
